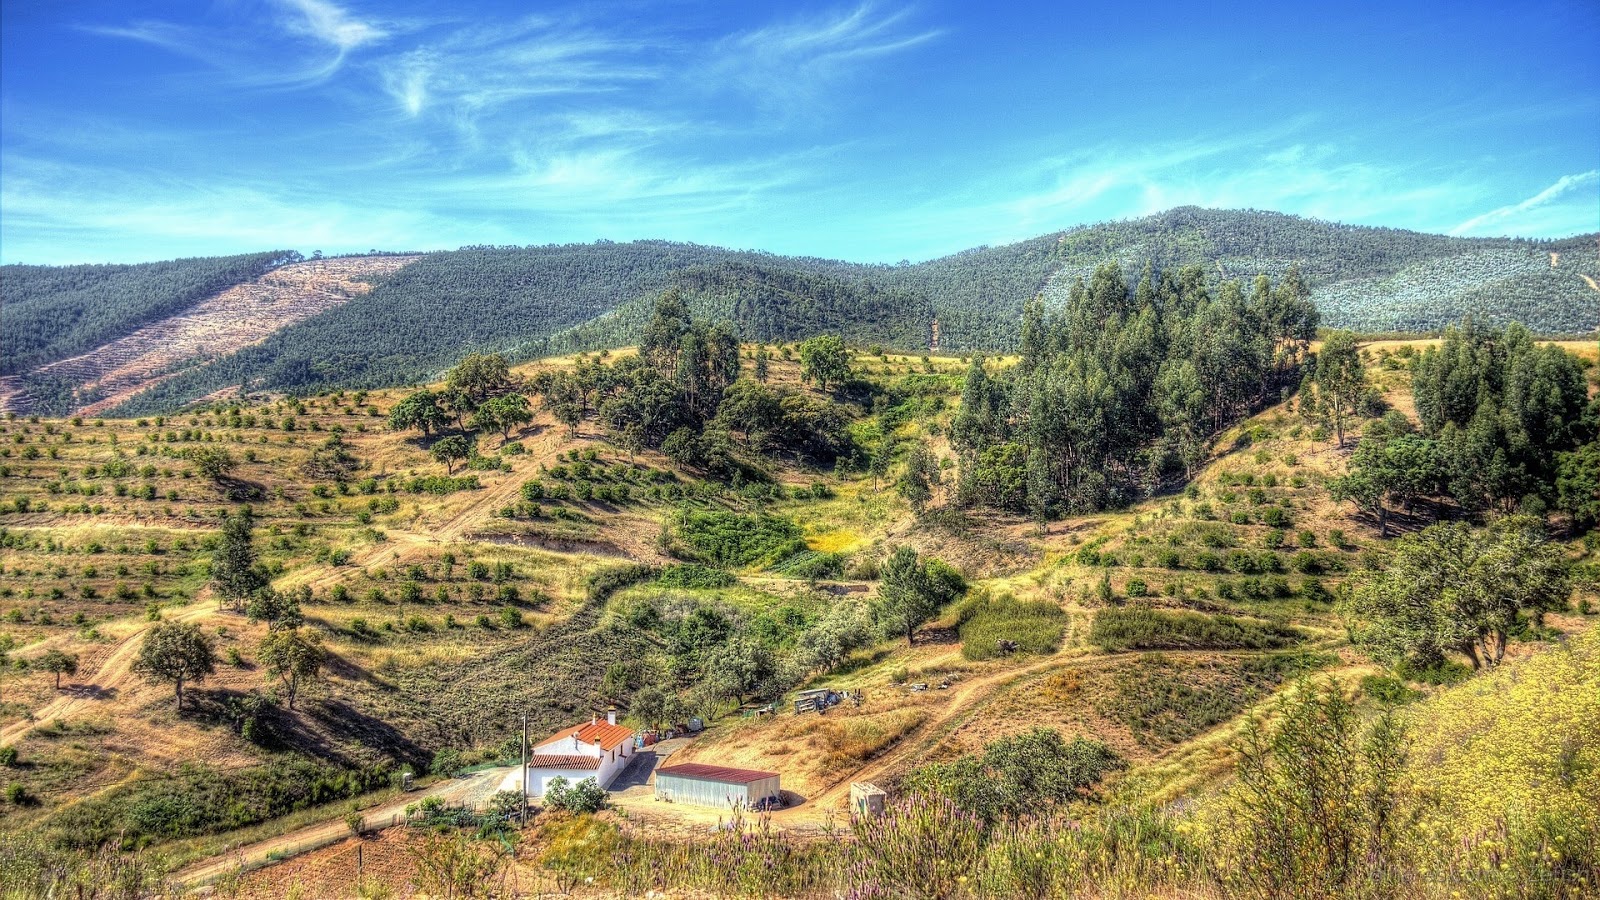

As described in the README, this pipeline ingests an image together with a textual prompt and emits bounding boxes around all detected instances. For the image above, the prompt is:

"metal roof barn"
[654,763,781,810]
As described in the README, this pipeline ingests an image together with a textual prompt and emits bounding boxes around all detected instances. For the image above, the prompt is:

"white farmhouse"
[498,708,635,798]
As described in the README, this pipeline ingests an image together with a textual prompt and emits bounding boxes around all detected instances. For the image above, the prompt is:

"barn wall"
[655,774,781,808]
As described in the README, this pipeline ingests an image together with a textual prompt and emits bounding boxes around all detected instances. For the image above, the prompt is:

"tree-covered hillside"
[7,208,1592,416]
[0,251,299,375]
[542,262,937,353]
[1037,208,1598,335]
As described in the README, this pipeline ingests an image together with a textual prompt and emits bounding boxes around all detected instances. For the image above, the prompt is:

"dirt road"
[173,766,512,888]
[0,597,220,745]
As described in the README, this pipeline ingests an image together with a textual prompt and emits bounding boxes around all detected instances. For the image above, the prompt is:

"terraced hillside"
[0,326,1595,898]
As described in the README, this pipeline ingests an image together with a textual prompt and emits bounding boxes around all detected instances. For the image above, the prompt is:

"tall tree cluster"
[952,262,1318,516]
[1410,321,1596,514]
[1334,321,1597,527]
[532,291,857,475]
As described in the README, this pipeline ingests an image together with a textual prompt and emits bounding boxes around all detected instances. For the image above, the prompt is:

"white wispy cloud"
[374,16,661,121]
[707,3,942,109]
[81,0,390,88]
[1449,171,1600,236]
[274,0,387,53]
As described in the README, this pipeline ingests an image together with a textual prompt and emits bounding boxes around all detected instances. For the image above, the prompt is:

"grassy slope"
[0,342,1595,860]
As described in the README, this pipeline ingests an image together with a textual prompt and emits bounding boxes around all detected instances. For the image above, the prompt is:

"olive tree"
[1343,517,1570,670]
[39,649,78,690]
[257,627,326,709]
[134,621,216,709]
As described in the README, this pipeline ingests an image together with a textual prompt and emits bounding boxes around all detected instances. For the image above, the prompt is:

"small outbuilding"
[850,782,887,817]
[654,762,781,810]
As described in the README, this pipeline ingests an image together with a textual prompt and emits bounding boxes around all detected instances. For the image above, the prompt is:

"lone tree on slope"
[134,621,217,710]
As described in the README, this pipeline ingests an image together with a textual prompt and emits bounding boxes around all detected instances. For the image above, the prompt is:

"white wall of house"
[497,740,634,798]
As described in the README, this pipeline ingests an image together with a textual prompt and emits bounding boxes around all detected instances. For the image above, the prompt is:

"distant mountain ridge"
[1,208,1594,415]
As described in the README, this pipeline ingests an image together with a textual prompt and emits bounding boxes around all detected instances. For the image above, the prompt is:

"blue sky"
[2,0,1596,264]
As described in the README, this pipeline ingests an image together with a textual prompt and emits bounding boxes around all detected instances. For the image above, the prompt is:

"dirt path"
[0,597,220,744]
[768,643,1339,825]
[173,767,511,888]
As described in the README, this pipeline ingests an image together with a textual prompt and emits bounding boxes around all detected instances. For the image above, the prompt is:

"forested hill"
[0,251,300,375]
[4,209,1595,415]
[1037,208,1598,337]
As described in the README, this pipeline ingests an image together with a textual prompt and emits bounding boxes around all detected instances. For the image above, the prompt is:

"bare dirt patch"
[14,255,417,416]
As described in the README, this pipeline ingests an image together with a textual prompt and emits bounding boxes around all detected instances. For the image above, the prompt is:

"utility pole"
[521,713,529,823]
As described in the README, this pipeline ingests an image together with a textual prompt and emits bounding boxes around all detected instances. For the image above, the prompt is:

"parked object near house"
[499,706,635,799]
[654,762,781,810]
[851,782,887,817]
[794,688,862,714]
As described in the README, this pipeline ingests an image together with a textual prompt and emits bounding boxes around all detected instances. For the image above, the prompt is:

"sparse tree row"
[951,262,1319,517]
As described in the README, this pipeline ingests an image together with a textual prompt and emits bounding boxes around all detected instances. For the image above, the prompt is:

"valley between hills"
[0,230,1596,899]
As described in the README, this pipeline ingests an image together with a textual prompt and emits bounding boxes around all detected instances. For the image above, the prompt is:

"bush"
[769,550,844,580]
[903,728,1122,825]
[1089,608,1301,652]
[655,564,737,589]
[543,776,606,814]
[1360,674,1420,705]
[1224,680,1407,900]
[1290,551,1322,574]
[675,511,805,568]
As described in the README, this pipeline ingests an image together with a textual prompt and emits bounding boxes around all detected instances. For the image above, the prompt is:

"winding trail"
[0,597,220,745]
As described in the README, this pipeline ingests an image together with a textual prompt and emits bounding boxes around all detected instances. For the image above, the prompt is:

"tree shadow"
[216,475,266,502]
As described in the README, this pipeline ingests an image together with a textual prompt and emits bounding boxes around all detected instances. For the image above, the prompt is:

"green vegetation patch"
[1088,607,1301,652]
[1092,651,1335,749]
[955,592,1068,660]
[44,758,393,850]
[674,510,805,569]
[655,564,737,590]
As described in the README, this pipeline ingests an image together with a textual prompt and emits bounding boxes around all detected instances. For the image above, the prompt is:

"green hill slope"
[0,251,299,375]
[6,209,1593,415]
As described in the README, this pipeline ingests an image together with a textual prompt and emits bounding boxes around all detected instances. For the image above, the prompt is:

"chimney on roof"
[592,713,598,726]
[607,706,618,726]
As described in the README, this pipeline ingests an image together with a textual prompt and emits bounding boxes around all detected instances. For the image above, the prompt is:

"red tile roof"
[527,754,599,770]
[656,763,779,785]
[537,720,634,752]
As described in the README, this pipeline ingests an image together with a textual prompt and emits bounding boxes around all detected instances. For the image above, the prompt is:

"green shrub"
[770,550,844,580]
[903,728,1122,825]
[543,776,607,814]
[675,511,804,568]
[655,564,737,589]
[1360,674,1420,705]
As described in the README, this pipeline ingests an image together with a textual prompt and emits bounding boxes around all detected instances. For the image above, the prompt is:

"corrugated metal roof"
[527,754,599,770]
[656,763,779,784]
[537,719,634,752]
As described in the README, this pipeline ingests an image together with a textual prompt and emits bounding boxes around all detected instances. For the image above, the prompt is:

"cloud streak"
[82,0,390,88]
[1449,171,1600,236]
[707,3,942,109]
